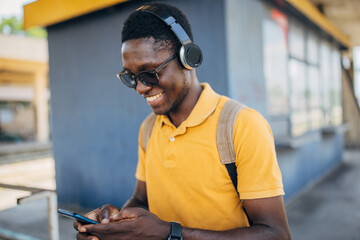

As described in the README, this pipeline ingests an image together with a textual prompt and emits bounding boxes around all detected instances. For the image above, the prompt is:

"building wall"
[224,0,344,202]
[278,132,344,200]
[225,0,268,116]
[47,0,227,209]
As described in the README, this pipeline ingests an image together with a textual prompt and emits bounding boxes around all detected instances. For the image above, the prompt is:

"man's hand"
[78,207,170,240]
[74,204,120,240]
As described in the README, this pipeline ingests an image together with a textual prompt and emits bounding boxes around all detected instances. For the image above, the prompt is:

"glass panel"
[263,19,289,116]
[307,32,318,65]
[263,17,289,138]
[331,49,342,125]
[308,66,322,129]
[354,46,360,105]
[289,22,305,60]
[354,46,360,69]
[320,41,332,126]
[289,59,307,136]
[355,71,360,105]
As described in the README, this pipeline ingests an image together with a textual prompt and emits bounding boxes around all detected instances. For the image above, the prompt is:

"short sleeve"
[233,108,284,199]
[135,123,146,182]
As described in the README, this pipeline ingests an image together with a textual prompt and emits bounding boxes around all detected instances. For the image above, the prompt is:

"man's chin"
[150,107,167,116]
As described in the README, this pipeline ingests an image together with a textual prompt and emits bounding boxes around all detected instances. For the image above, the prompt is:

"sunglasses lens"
[138,72,159,86]
[119,74,136,88]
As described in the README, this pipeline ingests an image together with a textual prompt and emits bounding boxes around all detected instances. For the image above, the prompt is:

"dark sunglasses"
[117,54,177,89]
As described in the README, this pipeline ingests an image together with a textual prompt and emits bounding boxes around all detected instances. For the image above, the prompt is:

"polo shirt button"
[169,136,175,142]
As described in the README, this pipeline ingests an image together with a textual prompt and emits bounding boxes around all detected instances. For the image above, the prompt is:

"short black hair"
[121,2,193,53]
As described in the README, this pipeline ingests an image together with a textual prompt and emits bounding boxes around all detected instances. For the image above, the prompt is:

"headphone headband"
[136,5,203,70]
[137,5,192,46]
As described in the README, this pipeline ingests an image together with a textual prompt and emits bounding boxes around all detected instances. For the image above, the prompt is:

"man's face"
[121,37,190,116]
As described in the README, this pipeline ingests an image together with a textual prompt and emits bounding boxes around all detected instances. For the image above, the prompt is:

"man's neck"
[168,81,203,128]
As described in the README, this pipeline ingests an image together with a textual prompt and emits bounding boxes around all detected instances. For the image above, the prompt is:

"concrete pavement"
[0,198,78,240]
[286,149,360,240]
[0,149,359,239]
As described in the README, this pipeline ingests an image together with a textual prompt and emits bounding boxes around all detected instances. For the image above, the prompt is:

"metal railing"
[0,183,59,240]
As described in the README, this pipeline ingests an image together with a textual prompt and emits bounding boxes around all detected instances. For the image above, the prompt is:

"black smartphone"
[58,208,99,224]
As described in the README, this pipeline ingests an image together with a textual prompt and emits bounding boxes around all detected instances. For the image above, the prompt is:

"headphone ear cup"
[179,43,203,70]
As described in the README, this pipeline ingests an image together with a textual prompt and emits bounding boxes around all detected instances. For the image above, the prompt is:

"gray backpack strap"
[217,99,247,164]
[141,113,157,152]
[217,99,251,225]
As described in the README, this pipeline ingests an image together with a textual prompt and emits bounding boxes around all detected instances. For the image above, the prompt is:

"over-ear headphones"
[137,5,203,70]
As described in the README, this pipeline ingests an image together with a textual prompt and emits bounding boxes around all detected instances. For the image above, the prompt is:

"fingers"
[73,220,82,231]
[76,232,99,240]
[82,221,134,234]
[74,208,100,232]
[81,208,143,234]
[100,204,120,223]
[85,208,101,221]
[111,207,143,221]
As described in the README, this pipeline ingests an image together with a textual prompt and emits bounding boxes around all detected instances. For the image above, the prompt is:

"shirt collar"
[159,83,220,128]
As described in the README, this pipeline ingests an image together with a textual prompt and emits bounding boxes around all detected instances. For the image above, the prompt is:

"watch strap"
[168,221,182,240]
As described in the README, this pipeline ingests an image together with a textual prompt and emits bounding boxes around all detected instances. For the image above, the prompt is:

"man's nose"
[136,79,152,95]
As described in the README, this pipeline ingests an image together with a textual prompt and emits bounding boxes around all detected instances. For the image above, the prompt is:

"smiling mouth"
[145,92,164,102]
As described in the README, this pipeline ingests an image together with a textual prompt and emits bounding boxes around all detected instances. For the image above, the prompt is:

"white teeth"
[146,92,163,102]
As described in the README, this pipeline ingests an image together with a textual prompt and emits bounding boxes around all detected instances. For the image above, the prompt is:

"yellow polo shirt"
[135,83,284,230]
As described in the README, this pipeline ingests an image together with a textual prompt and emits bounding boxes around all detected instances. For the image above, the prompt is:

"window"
[289,58,307,136]
[306,32,322,130]
[320,42,342,127]
[263,8,343,139]
[288,21,323,136]
[331,49,342,125]
[308,65,322,129]
[354,46,360,105]
[307,32,319,65]
[263,11,289,138]
[320,42,332,125]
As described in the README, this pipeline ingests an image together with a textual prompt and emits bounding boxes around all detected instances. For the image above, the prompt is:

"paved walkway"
[0,198,77,240]
[0,149,359,239]
[286,149,360,240]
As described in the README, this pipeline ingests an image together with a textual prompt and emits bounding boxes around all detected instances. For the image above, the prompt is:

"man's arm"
[81,195,291,240]
[122,179,148,209]
[182,196,291,240]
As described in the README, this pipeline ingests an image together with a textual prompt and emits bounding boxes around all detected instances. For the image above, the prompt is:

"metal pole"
[47,191,59,240]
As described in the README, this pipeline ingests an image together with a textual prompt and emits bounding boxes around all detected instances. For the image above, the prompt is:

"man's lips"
[145,92,164,102]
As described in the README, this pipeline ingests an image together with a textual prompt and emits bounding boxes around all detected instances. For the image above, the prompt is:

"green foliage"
[25,26,47,38]
[0,16,47,38]
[0,16,22,34]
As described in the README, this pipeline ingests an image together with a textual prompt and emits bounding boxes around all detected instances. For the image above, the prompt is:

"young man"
[75,2,291,240]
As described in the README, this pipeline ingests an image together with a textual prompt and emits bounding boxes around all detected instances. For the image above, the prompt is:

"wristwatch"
[167,221,183,240]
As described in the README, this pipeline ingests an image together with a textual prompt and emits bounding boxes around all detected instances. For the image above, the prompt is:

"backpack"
[141,99,247,194]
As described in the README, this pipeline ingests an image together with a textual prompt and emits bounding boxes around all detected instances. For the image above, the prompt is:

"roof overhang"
[23,0,129,30]
[285,0,351,49]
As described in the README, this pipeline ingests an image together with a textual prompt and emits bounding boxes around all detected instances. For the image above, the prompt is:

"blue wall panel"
[47,0,227,209]
[225,0,268,117]
[278,133,344,201]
